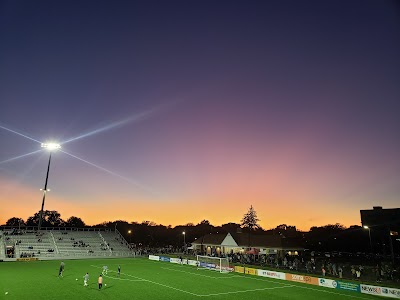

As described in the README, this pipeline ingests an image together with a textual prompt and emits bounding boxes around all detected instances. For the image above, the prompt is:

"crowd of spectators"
[225,252,399,284]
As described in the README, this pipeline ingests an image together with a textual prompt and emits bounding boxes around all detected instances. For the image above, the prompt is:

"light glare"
[41,143,61,150]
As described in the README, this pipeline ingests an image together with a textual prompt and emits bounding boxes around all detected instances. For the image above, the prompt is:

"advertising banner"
[148,255,159,261]
[170,258,182,264]
[336,281,360,292]
[318,278,337,289]
[199,262,216,270]
[361,284,382,296]
[187,259,198,266]
[257,269,286,280]
[159,256,171,262]
[381,287,400,298]
[285,273,319,285]
[235,266,245,273]
[16,257,38,262]
[245,267,257,275]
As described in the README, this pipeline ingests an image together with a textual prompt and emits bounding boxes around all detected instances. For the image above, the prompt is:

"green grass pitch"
[0,258,379,299]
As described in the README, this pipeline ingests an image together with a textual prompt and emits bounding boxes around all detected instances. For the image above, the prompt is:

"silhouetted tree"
[5,217,25,227]
[221,222,241,234]
[241,205,260,231]
[26,210,65,227]
[272,224,301,238]
[66,216,86,228]
[241,205,260,248]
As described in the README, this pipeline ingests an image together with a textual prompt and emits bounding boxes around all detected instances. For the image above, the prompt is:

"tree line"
[1,206,379,254]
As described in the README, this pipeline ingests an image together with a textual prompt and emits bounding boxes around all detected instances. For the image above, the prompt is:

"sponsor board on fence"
[159,256,171,262]
[148,255,159,261]
[199,262,217,270]
[16,257,38,262]
[235,266,245,273]
[361,284,382,296]
[337,281,360,292]
[285,273,319,285]
[187,259,198,266]
[257,269,286,280]
[381,287,400,298]
[318,278,337,289]
[245,267,257,275]
[170,258,182,264]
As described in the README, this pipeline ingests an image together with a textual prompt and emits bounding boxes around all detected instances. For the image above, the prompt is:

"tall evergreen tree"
[241,205,260,231]
[241,205,260,249]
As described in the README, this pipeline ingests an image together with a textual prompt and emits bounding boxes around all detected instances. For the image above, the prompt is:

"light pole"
[183,231,186,253]
[128,230,132,244]
[38,143,60,230]
[363,226,372,252]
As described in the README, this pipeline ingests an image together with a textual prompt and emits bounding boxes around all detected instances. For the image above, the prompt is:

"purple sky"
[0,0,399,230]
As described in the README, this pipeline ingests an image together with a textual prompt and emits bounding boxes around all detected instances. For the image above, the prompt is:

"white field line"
[163,266,295,287]
[161,267,238,279]
[104,276,144,282]
[218,272,374,300]
[90,265,199,296]
[286,284,375,300]
[198,285,296,297]
[92,264,373,299]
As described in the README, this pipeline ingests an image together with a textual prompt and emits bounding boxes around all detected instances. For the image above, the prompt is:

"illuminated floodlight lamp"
[363,225,372,252]
[41,143,61,150]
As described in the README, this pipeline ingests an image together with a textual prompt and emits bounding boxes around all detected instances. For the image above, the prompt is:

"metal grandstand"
[0,227,133,261]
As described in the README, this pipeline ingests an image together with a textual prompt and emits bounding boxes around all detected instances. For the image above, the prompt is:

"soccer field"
[0,258,380,299]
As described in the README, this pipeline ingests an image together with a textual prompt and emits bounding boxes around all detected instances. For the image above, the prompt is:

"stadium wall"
[148,255,400,299]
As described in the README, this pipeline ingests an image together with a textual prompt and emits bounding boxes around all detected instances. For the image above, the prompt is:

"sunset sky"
[1,0,399,231]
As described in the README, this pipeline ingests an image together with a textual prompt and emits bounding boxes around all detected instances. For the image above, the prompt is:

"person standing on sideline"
[118,265,121,276]
[338,266,343,278]
[58,261,65,277]
[83,272,89,287]
[98,274,103,290]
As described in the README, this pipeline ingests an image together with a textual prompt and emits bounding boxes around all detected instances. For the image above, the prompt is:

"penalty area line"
[198,285,295,297]
[161,267,234,279]
[290,284,374,300]
[90,264,200,296]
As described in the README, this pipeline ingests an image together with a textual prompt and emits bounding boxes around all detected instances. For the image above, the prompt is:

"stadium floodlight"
[41,143,61,150]
[363,225,372,252]
[182,231,186,251]
[38,142,61,230]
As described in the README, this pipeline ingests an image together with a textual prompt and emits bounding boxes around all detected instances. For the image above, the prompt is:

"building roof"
[192,232,303,250]
[192,233,227,246]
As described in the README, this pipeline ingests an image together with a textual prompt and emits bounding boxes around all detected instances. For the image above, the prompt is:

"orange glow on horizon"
[0,176,361,231]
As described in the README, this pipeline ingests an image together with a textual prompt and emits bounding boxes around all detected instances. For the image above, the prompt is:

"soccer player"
[58,261,65,277]
[117,265,121,276]
[102,265,108,275]
[83,272,89,287]
[98,274,103,290]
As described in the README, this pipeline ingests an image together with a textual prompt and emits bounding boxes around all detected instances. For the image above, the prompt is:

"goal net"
[196,255,231,273]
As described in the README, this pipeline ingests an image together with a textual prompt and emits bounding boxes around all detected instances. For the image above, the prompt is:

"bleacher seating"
[101,231,132,257]
[0,228,133,260]
[0,234,5,260]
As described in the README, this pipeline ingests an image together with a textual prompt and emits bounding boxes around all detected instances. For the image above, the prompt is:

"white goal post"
[196,255,231,273]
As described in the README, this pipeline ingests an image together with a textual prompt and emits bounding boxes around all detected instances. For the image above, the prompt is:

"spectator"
[338,266,343,278]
